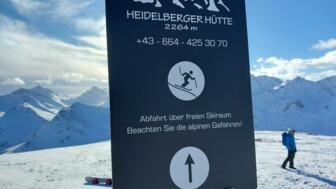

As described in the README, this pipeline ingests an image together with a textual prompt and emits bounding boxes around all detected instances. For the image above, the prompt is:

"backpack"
[282,132,288,146]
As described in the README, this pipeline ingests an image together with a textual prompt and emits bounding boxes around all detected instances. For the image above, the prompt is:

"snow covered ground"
[256,131,336,189]
[0,131,335,189]
[0,142,112,189]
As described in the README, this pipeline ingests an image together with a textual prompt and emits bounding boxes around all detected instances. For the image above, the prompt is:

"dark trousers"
[282,150,296,168]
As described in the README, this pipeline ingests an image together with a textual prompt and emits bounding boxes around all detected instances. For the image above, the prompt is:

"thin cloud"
[33,77,54,85]
[74,17,106,34]
[312,38,336,50]
[1,78,25,86]
[9,0,94,18]
[76,35,107,50]
[305,70,336,81]
[254,38,336,81]
[257,57,263,62]
[52,0,94,18]
[252,49,336,81]
[8,0,47,15]
[0,14,107,86]
[74,17,107,50]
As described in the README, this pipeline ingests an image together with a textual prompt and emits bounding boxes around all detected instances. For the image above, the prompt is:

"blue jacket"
[284,132,296,151]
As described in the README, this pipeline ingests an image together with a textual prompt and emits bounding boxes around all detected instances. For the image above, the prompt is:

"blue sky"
[0,0,335,95]
[246,0,336,81]
[247,0,336,59]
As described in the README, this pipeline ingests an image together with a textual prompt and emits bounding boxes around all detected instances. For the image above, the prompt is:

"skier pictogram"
[181,68,197,89]
[168,61,205,101]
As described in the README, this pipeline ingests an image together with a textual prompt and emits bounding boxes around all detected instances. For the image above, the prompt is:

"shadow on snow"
[289,169,336,187]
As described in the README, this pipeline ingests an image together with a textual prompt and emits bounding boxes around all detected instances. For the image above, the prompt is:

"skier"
[281,128,297,169]
[181,71,195,88]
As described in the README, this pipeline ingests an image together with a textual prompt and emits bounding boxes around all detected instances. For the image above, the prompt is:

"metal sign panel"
[106,0,257,188]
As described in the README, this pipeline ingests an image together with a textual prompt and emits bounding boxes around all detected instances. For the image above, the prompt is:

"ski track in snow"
[0,132,335,189]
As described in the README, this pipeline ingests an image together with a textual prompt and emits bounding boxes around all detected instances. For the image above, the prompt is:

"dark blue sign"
[106,0,257,188]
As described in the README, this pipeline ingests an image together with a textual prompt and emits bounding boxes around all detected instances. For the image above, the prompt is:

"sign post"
[106,0,257,188]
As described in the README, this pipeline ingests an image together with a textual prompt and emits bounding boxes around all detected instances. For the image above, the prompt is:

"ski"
[174,84,192,91]
[85,177,112,185]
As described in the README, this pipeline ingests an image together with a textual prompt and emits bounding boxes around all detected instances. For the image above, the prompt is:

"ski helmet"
[288,128,296,133]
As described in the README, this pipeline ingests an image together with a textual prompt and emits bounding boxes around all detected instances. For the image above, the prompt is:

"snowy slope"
[0,132,335,189]
[256,131,336,189]
[0,142,111,189]
[318,76,336,95]
[0,86,70,153]
[252,76,336,135]
[20,102,110,152]
[251,75,283,95]
[0,86,110,153]
[0,86,67,121]
[0,105,46,153]
[67,87,109,107]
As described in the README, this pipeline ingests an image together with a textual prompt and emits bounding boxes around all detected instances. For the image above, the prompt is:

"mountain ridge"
[252,75,336,135]
[1,75,336,153]
[0,86,109,153]
[19,102,110,153]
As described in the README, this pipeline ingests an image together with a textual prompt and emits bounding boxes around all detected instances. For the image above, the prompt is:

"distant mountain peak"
[86,86,107,94]
[32,85,46,90]
[11,86,55,97]
[32,85,52,92]
[292,76,307,82]
[317,76,336,95]
[286,77,316,86]
[72,86,109,107]
[32,85,58,95]
[325,75,336,80]
[90,86,102,91]
[320,76,336,84]
[0,86,67,121]
[20,101,110,152]
[257,75,283,81]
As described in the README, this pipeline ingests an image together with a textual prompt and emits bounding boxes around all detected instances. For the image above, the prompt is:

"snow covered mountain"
[0,86,110,153]
[1,75,336,154]
[318,76,336,95]
[66,86,109,107]
[0,105,47,153]
[251,75,336,135]
[0,86,67,121]
[0,86,68,153]
[19,102,110,152]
